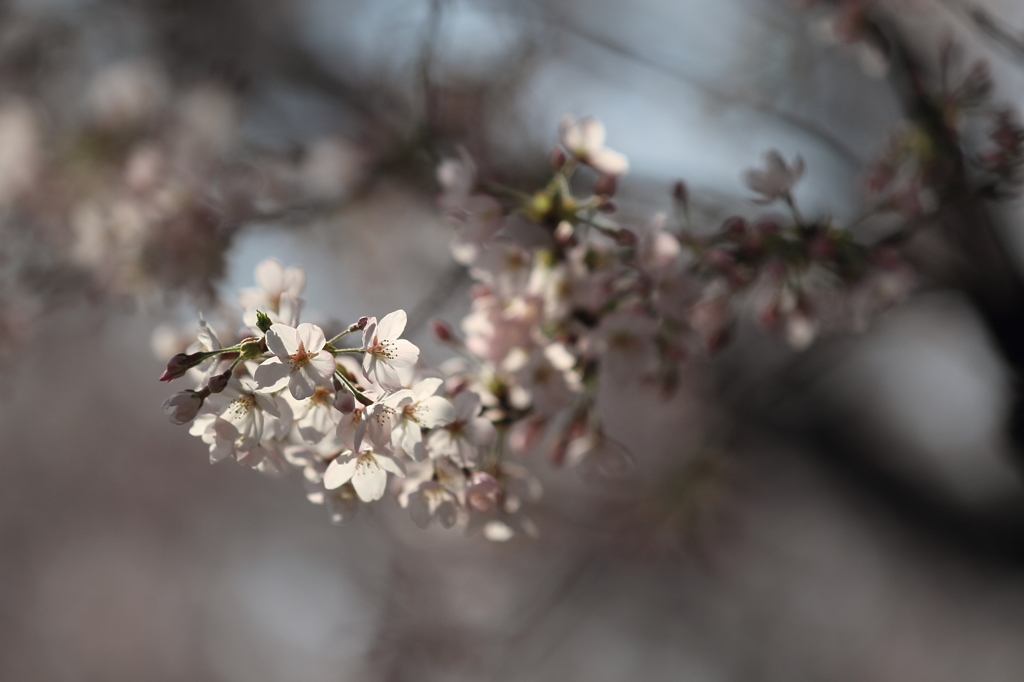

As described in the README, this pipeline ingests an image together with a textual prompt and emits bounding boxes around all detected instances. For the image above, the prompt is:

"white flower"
[559,114,629,176]
[287,385,341,444]
[254,322,336,400]
[205,376,282,449]
[407,481,460,529]
[239,258,305,334]
[427,391,496,466]
[323,448,405,502]
[361,310,419,392]
[744,151,805,203]
[387,378,456,459]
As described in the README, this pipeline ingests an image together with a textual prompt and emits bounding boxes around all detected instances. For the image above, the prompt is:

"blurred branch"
[539,7,865,170]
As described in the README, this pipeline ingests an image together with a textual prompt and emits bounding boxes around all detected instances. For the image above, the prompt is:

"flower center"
[229,395,255,416]
[288,341,314,371]
[371,337,398,361]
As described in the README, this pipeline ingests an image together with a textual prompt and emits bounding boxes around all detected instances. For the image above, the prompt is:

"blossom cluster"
[160,114,926,539]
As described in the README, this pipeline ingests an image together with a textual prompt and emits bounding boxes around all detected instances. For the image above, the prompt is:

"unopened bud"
[159,352,201,382]
[593,174,617,197]
[549,146,568,172]
[255,310,273,333]
[349,316,369,333]
[431,319,460,345]
[239,337,263,360]
[614,229,638,247]
[722,216,747,238]
[208,371,231,394]
[672,179,689,206]
[597,200,617,214]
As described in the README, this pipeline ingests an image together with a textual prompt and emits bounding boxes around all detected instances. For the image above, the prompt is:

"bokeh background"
[3,0,1024,680]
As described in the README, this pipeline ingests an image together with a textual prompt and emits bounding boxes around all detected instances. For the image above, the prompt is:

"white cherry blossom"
[323,447,405,502]
[254,322,336,400]
[361,309,419,392]
[386,378,456,459]
[559,114,629,176]
[744,151,805,203]
[427,391,496,466]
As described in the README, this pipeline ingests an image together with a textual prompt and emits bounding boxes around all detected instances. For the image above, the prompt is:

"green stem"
[326,328,358,346]
[335,370,373,406]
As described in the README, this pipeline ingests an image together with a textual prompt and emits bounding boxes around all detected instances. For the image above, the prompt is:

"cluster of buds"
[159,115,930,540]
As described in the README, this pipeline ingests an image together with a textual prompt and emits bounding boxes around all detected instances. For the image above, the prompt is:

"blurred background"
[3,0,1024,680]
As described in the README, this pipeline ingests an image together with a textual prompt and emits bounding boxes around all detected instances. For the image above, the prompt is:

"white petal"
[375,361,404,392]
[452,391,481,421]
[267,323,298,357]
[323,455,358,490]
[589,148,629,176]
[579,116,606,152]
[309,350,336,379]
[373,453,406,477]
[467,417,496,446]
[558,113,581,151]
[253,358,290,392]
[416,396,455,428]
[289,368,318,400]
[376,309,407,340]
[408,494,433,528]
[352,460,387,501]
[297,323,326,352]
[484,520,515,542]
[412,377,444,401]
[438,501,457,529]
[388,339,419,367]
[396,422,422,459]
[361,318,377,350]
[254,258,284,295]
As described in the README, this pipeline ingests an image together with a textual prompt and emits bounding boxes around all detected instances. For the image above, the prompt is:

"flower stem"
[334,370,373,406]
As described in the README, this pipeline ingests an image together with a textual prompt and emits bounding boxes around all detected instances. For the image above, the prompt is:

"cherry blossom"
[387,378,456,459]
[254,322,336,400]
[361,310,419,392]
[744,150,805,203]
[558,114,629,176]
[323,447,406,502]
[428,391,496,466]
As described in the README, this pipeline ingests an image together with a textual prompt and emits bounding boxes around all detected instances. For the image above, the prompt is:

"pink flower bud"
[614,229,637,247]
[721,216,747,238]
[549,146,568,172]
[593,174,617,197]
[431,319,456,343]
[208,371,230,394]
[672,179,689,205]
[159,352,200,382]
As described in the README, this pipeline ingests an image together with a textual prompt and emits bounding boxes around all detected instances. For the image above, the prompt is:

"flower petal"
[253,357,290,393]
[297,323,326,352]
[309,350,336,379]
[416,396,455,428]
[387,339,419,367]
[376,309,407,340]
[267,323,299,357]
[323,455,358,490]
[289,367,319,400]
[352,459,387,501]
